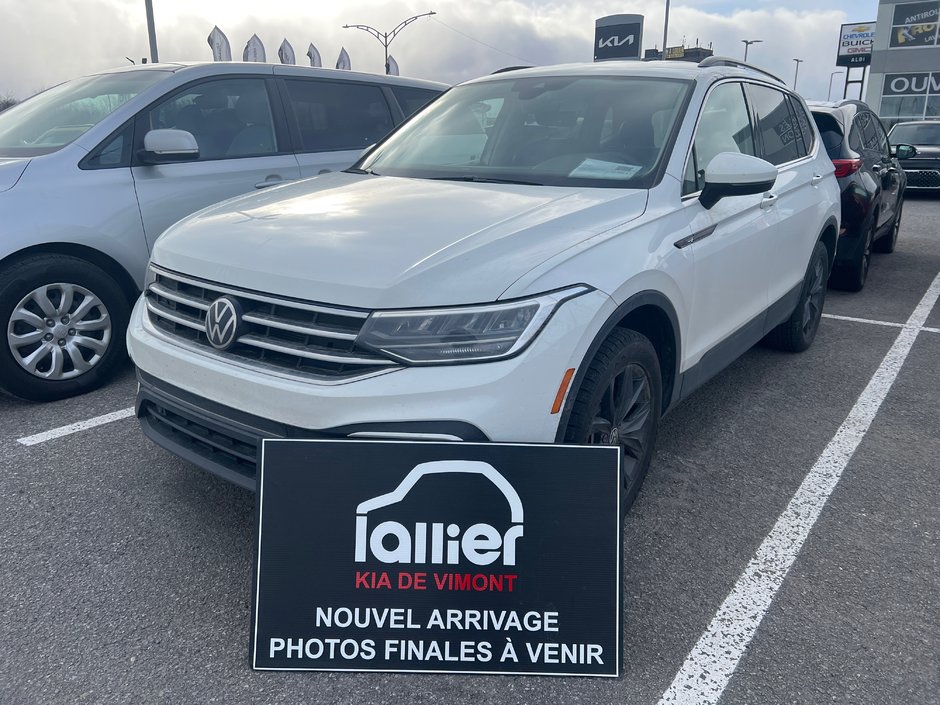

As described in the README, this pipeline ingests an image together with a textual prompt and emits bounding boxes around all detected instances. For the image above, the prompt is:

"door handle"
[760,193,778,209]
[811,174,824,185]
[254,176,290,189]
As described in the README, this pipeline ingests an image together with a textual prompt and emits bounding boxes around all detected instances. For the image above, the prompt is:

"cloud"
[0,0,864,102]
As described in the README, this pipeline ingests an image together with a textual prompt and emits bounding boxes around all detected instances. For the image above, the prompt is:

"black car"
[809,100,913,291]
[887,120,940,191]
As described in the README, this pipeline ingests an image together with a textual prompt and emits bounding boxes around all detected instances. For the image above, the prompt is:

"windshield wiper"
[429,175,543,186]
[344,167,380,175]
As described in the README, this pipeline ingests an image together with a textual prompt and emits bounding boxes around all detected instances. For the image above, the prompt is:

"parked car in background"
[808,100,913,291]
[0,62,445,401]
[887,120,940,192]
[128,58,840,511]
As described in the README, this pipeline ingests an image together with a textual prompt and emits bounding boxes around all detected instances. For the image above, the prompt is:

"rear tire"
[0,254,130,402]
[831,213,875,292]
[873,200,902,254]
[764,240,828,353]
[562,328,662,516]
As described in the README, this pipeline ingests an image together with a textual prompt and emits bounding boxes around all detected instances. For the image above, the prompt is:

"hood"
[153,172,647,308]
[0,158,29,192]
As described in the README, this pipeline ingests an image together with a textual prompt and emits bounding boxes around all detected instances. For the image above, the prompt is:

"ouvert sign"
[251,440,622,676]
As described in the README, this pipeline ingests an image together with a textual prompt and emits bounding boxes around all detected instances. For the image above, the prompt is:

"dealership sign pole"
[836,22,875,99]
[251,440,622,676]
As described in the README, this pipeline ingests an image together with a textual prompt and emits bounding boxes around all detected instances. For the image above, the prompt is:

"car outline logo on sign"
[354,460,525,567]
[205,296,241,350]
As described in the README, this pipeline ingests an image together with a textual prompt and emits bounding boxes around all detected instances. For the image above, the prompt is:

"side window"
[855,111,879,152]
[788,96,814,157]
[144,78,278,161]
[683,82,755,195]
[869,113,890,157]
[391,86,441,119]
[285,79,394,151]
[848,122,865,153]
[746,84,801,166]
[82,123,132,169]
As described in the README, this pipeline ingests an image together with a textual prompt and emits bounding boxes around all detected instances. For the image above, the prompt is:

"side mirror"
[699,152,778,210]
[893,143,917,159]
[139,129,199,164]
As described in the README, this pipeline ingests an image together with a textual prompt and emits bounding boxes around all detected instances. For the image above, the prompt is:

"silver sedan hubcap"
[7,283,111,380]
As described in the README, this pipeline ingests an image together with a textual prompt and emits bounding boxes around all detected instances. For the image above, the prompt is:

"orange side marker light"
[551,368,576,414]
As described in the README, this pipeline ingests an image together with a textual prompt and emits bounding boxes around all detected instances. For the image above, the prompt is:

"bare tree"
[0,95,18,112]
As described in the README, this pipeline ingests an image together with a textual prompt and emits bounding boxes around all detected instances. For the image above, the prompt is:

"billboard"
[251,440,623,676]
[594,14,644,61]
[836,22,876,66]
[889,1,940,48]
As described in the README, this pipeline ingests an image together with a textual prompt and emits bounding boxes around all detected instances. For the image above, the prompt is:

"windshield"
[889,122,940,146]
[359,75,692,188]
[0,70,170,157]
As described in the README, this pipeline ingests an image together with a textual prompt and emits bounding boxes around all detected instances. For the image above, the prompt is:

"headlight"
[357,286,591,364]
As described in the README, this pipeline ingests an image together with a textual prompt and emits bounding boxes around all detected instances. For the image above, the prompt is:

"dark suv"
[809,100,911,291]
[888,120,940,191]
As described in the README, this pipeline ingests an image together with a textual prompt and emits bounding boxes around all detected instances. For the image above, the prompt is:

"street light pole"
[741,39,762,62]
[663,0,671,58]
[343,10,436,74]
[828,71,844,100]
[793,58,804,89]
[144,0,159,63]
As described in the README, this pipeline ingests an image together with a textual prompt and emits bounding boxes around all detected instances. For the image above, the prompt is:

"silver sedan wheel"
[7,282,112,380]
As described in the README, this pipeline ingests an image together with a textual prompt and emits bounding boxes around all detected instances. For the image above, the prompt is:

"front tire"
[764,240,828,353]
[0,254,131,401]
[563,328,662,515]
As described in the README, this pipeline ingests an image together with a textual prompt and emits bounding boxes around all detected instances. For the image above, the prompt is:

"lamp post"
[828,71,844,100]
[144,0,158,63]
[741,39,762,62]
[663,0,671,58]
[343,10,436,74]
[792,58,804,89]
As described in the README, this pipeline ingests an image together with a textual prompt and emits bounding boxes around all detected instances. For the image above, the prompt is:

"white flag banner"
[387,54,400,76]
[306,43,322,67]
[207,26,232,61]
[336,47,351,70]
[243,34,266,62]
[278,39,296,65]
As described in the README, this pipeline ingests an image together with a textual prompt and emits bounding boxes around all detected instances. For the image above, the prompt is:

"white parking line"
[822,312,940,334]
[17,407,135,447]
[657,270,940,705]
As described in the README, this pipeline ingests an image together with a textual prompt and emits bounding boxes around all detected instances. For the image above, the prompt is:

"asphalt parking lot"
[1,197,938,705]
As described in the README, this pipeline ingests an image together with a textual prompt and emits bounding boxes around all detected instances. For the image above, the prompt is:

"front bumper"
[129,289,615,488]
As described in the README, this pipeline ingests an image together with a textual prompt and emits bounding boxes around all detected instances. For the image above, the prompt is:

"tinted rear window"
[812,112,844,159]
[391,86,442,118]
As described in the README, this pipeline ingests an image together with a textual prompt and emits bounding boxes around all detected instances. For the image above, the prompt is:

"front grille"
[905,169,940,189]
[145,266,399,381]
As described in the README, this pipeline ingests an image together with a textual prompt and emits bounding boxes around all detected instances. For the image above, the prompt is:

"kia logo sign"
[252,440,622,676]
[354,461,524,566]
[594,14,644,61]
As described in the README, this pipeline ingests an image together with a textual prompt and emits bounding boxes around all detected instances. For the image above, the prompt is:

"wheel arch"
[818,216,838,272]
[0,243,140,304]
[554,290,681,442]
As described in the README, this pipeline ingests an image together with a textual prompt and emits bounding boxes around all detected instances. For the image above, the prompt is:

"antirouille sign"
[836,21,876,66]
[251,440,622,676]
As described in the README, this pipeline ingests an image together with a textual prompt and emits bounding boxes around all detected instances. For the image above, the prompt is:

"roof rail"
[490,65,533,75]
[697,56,786,86]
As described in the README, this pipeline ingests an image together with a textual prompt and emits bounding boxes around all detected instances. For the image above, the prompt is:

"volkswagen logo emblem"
[205,297,243,350]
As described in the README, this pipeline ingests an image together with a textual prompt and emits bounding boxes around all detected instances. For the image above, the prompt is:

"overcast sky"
[1,0,878,102]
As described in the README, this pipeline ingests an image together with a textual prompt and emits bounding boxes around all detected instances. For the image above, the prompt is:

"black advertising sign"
[890,1,939,47]
[594,14,644,61]
[883,72,940,95]
[252,440,622,676]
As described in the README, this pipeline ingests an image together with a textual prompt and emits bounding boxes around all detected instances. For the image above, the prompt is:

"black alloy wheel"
[764,240,829,353]
[563,328,662,515]
[874,200,902,254]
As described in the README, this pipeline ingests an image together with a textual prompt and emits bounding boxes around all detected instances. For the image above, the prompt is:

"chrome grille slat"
[241,312,358,341]
[144,267,399,381]
[238,334,395,365]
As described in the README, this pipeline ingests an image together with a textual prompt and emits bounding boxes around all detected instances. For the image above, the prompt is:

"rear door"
[131,76,300,248]
[745,84,821,308]
[866,113,901,225]
[279,78,397,178]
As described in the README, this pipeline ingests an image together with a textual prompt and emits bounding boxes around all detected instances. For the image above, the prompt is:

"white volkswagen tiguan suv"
[127,59,840,508]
